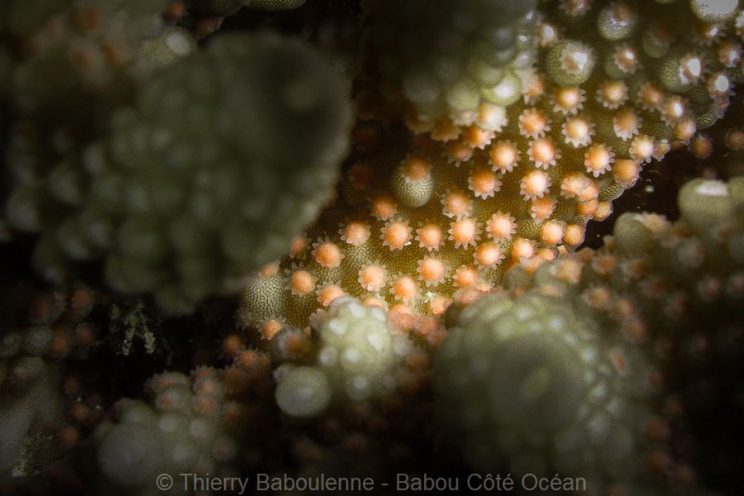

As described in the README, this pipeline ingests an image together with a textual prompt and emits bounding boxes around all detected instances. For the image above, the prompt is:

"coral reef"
[273,296,417,417]
[240,0,744,334]
[688,92,744,178]
[436,173,744,492]
[435,293,656,492]
[44,172,743,495]
[361,0,538,128]
[0,1,743,495]
[97,32,352,313]
[0,282,98,477]
[1,5,352,313]
[89,369,247,495]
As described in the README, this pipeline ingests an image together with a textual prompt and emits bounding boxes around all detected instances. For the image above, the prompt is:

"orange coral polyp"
[371,195,397,220]
[426,294,452,316]
[612,159,640,186]
[519,108,550,138]
[552,86,584,114]
[528,138,559,168]
[340,221,371,246]
[448,218,480,248]
[562,116,593,147]
[289,234,309,258]
[401,156,431,181]
[417,256,447,286]
[312,241,343,268]
[358,263,387,292]
[563,224,585,247]
[594,201,612,221]
[726,129,744,150]
[629,135,655,162]
[488,140,520,172]
[673,117,696,142]
[461,125,494,149]
[614,45,639,73]
[468,168,500,199]
[584,144,614,177]
[662,96,687,123]
[531,196,557,221]
[613,108,641,140]
[511,238,536,261]
[317,285,345,307]
[520,170,551,200]
[540,221,565,245]
[577,198,599,218]
[260,319,283,340]
[596,80,628,109]
[289,270,315,296]
[473,242,504,267]
[486,212,516,240]
[416,223,444,251]
[453,265,479,288]
[446,140,474,163]
[637,82,665,111]
[582,285,613,310]
[391,275,418,302]
[561,173,594,200]
[382,220,413,250]
[441,190,472,218]
[259,262,280,277]
[689,134,713,159]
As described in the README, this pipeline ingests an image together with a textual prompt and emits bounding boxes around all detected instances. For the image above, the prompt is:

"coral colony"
[1,0,744,495]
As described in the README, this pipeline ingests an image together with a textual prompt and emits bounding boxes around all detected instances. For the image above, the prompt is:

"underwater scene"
[1,0,743,494]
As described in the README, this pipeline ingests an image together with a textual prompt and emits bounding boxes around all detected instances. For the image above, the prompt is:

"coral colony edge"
[1,0,743,495]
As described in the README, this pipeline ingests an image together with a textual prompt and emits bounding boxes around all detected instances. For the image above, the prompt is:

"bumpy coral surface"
[1,0,179,237]
[0,282,98,476]
[273,296,415,417]
[240,0,744,333]
[435,293,655,490]
[688,92,744,177]
[98,33,352,312]
[74,172,744,494]
[361,0,538,129]
[91,369,247,495]
[2,26,352,313]
[441,173,744,492]
[1,0,191,282]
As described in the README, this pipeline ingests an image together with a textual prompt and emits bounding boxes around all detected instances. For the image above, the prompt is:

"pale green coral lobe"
[435,293,652,482]
[274,365,332,418]
[3,30,352,313]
